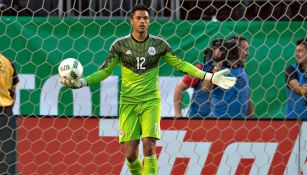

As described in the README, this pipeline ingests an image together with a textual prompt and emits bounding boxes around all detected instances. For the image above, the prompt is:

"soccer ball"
[58,58,83,80]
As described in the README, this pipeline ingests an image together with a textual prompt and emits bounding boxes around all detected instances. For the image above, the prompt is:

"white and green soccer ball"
[58,58,83,80]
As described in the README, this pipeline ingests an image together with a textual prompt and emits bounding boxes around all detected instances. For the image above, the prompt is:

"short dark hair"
[131,4,150,18]
[228,35,248,44]
[219,40,240,62]
[297,38,307,48]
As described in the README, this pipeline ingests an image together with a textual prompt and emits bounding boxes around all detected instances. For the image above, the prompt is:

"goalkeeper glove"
[204,68,236,89]
[59,77,87,89]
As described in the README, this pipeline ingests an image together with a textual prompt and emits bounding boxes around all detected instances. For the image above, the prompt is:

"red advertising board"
[18,117,303,174]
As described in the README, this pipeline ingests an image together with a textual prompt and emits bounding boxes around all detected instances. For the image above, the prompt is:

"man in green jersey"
[60,4,236,175]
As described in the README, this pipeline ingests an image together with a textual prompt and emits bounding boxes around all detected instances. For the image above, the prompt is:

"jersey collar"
[131,33,149,43]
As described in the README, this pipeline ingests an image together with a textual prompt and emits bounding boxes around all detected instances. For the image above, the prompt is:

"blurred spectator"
[28,0,59,16]
[285,38,307,119]
[0,53,19,174]
[173,39,224,118]
[205,36,253,118]
[173,61,212,118]
[0,0,304,20]
[0,0,30,16]
[0,0,7,10]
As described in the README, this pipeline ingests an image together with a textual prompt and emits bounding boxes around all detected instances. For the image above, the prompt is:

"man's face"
[295,44,307,65]
[130,10,150,34]
[238,40,249,63]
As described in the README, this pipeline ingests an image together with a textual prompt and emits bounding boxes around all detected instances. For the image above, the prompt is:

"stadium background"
[0,1,306,118]
[1,17,306,118]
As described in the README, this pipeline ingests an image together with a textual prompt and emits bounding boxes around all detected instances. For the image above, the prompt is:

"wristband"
[204,72,213,82]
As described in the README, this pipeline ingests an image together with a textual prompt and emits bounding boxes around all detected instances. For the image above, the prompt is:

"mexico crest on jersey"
[148,47,156,55]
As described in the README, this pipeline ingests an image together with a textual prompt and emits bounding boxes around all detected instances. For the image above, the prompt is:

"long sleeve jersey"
[85,34,206,103]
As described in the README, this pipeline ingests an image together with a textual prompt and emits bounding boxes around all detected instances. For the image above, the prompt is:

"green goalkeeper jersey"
[85,34,206,103]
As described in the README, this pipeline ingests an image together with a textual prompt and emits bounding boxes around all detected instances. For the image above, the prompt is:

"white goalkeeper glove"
[59,77,87,89]
[204,68,236,89]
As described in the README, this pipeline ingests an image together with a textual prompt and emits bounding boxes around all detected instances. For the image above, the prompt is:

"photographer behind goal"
[203,36,254,118]
[173,39,224,118]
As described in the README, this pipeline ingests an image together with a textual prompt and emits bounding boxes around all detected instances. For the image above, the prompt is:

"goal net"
[0,0,306,174]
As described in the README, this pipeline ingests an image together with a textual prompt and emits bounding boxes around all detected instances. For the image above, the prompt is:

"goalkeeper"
[60,4,236,175]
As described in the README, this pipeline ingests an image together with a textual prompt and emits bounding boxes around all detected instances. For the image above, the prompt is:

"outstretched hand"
[59,77,87,89]
[204,69,236,89]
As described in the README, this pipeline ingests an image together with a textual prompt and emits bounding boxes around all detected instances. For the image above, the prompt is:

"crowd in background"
[0,0,306,21]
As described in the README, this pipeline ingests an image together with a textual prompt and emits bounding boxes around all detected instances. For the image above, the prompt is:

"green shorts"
[119,99,161,143]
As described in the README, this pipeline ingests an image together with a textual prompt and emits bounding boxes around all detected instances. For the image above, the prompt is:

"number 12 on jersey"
[136,57,146,70]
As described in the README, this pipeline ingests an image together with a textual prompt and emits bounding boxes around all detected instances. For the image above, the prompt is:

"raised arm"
[85,56,120,85]
[163,52,237,89]
[163,52,205,79]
